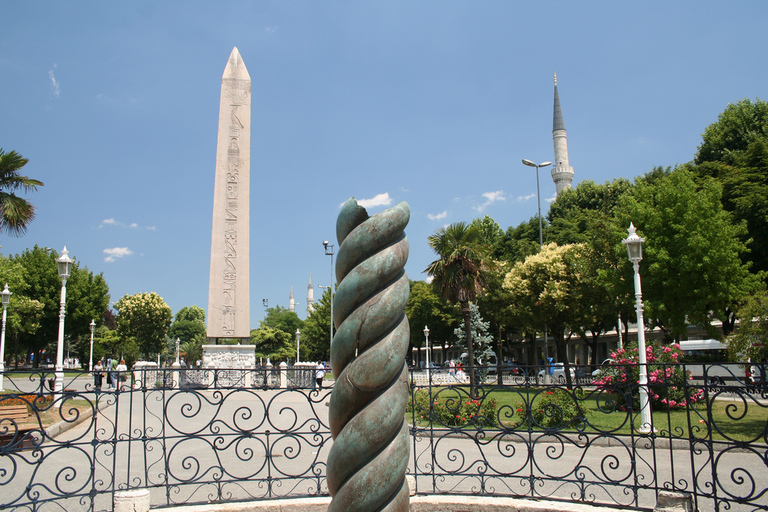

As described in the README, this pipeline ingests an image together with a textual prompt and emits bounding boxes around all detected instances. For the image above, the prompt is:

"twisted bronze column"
[327,198,411,512]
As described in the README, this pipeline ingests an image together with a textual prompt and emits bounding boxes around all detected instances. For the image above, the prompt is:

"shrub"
[592,342,703,410]
[408,389,497,428]
[516,388,585,430]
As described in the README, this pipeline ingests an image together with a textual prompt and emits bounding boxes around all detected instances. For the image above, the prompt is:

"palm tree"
[0,148,44,237]
[425,222,494,395]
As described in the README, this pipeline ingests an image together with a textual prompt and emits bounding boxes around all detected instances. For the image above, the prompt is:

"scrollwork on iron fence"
[0,363,766,511]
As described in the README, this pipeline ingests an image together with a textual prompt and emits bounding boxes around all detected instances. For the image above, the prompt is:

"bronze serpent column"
[327,198,411,512]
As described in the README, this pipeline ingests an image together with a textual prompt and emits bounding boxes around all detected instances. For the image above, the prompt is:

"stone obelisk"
[207,47,250,343]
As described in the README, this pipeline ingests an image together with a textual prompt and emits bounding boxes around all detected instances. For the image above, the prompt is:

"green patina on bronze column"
[327,198,411,512]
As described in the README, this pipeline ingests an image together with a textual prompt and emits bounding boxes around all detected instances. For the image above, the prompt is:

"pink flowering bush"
[592,342,704,410]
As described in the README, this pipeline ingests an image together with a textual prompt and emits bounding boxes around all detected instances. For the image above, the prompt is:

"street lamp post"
[89,319,96,372]
[522,159,552,247]
[55,247,73,395]
[622,223,653,433]
[0,284,12,391]
[323,241,335,346]
[522,159,552,377]
[295,329,301,363]
[423,326,430,371]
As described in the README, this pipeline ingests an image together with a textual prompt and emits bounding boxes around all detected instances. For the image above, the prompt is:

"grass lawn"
[408,385,768,443]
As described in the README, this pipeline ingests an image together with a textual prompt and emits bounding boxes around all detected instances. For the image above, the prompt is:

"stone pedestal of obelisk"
[207,47,251,343]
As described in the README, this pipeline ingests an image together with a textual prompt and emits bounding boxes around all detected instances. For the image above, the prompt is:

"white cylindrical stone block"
[113,488,150,512]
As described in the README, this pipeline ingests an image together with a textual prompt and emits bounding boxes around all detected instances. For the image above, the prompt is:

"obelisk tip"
[223,46,250,80]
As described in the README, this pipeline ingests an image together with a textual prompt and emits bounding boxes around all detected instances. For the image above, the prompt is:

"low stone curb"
[156,494,679,512]
[44,398,111,440]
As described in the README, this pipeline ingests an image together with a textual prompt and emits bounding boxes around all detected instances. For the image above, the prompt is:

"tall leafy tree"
[300,287,332,362]
[250,325,296,362]
[425,222,494,394]
[503,243,587,388]
[405,280,459,364]
[725,291,768,362]
[114,292,172,358]
[0,149,43,238]
[7,246,109,365]
[169,305,207,343]
[615,168,758,340]
[261,305,303,337]
[694,98,768,166]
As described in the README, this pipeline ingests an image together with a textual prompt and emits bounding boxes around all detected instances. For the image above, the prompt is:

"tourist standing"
[316,362,326,388]
[116,359,128,388]
[93,360,104,389]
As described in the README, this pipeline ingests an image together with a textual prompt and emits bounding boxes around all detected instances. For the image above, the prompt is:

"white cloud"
[103,247,133,263]
[265,26,278,33]
[99,218,151,229]
[517,193,536,201]
[428,211,448,220]
[48,64,60,97]
[356,193,393,209]
[474,190,506,212]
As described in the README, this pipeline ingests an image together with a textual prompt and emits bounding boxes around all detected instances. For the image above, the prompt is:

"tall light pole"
[295,329,301,363]
[522,159,552,247]
[89,319,96,372]
[522,159,552,375]
[423,326,430,371]
[0,284,12,391]
[55,247,73,394]
[323,241,335,346]
[622,223,653,433]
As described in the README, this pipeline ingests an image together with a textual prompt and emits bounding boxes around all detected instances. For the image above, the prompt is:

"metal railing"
[0,363,765,511]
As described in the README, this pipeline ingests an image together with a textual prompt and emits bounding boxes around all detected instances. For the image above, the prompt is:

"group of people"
[92,358,128,389]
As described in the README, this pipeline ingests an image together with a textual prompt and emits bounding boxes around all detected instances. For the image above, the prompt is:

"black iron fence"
[0,363,765,511]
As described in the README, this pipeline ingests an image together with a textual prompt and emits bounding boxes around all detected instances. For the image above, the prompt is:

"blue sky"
[1,1,766,327]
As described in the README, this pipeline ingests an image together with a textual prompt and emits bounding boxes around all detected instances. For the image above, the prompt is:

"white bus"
[679,339,750,386]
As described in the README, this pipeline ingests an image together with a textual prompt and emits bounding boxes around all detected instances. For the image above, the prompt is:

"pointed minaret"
[207,47,251,342]
[551,72,575,195]
[289,285,296,313]
[307,273,315,315]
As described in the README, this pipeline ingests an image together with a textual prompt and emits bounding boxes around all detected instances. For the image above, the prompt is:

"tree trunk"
[462,301,476,396]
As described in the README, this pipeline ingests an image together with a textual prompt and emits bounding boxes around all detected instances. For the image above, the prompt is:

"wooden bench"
[0,404,37,451]
[0,404,30,423]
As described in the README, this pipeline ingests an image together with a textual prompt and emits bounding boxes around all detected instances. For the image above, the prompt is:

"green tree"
[504,243,588,388]
[405,280,459,363]
[0,149,44,238]
[301,287,332,362]
[615,168,758,340]
[114,292,172,358]
[169,305,207,344]
[496,218,541,264]
[250,325,296,362]
[689,140,768,278]
[694,98,768,166]
[425,222,494,394]
[6,246,109,366]
[262,305,303,337]
[725,291,768,363]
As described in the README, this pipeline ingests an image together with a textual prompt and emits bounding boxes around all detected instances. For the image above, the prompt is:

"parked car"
[592,358,615,378]
[537,362,576,384]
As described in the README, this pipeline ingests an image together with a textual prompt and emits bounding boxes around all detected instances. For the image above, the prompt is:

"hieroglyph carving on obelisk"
[207,47,250,342]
